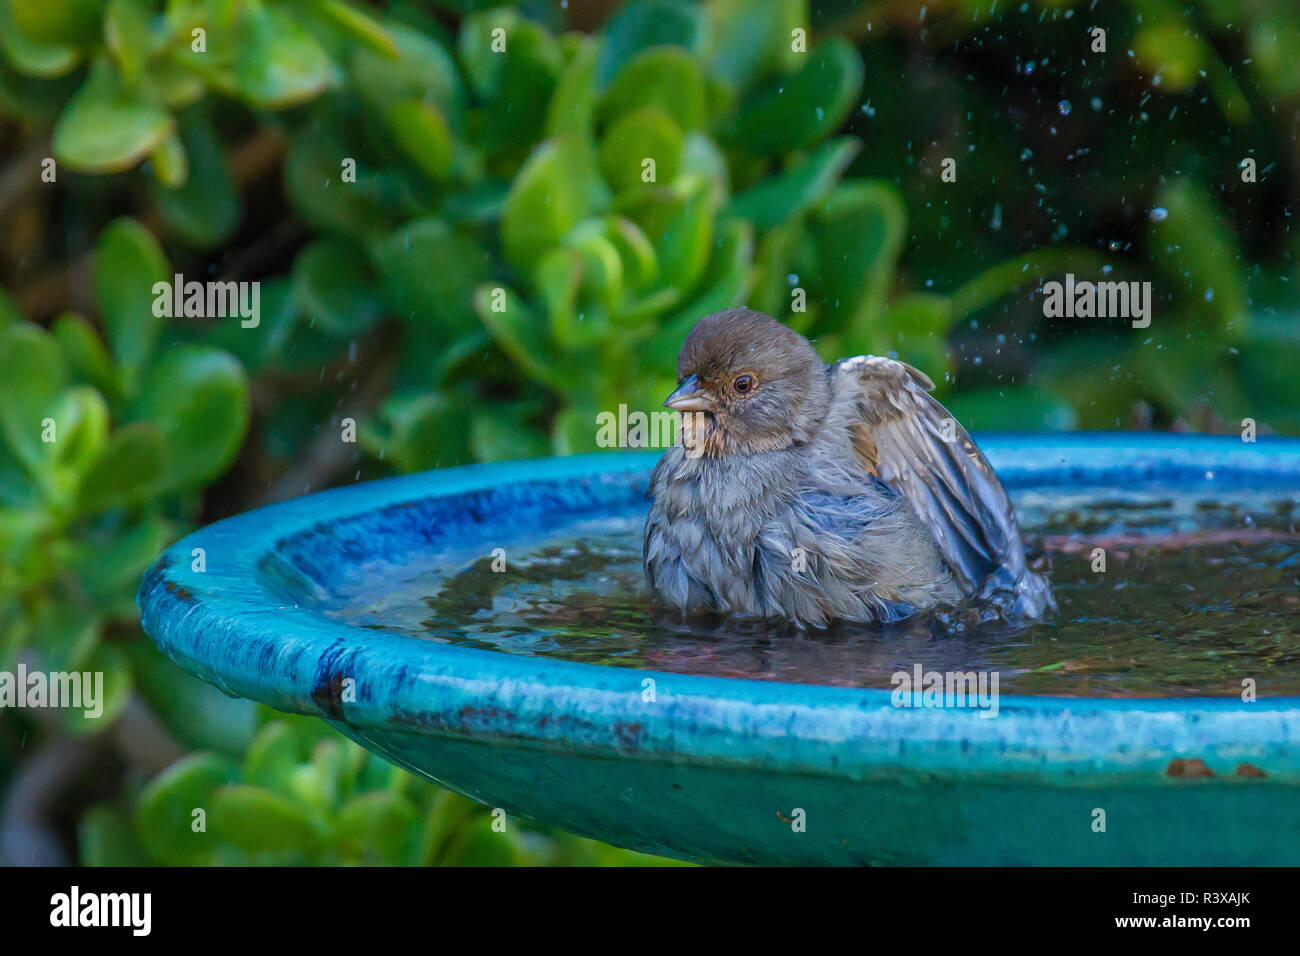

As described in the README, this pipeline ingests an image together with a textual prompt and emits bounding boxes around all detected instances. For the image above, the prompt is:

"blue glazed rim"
[138,433,1300,786]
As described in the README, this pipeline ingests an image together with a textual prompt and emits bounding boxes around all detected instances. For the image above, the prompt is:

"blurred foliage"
[0,220,249,734]
[82,711,683,865]
[0,0,1296,865]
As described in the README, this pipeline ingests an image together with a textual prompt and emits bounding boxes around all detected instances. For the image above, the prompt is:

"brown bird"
[643,308,1053,628]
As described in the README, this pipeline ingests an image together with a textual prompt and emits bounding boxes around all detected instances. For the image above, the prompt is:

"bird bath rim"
[138,433,1300,789]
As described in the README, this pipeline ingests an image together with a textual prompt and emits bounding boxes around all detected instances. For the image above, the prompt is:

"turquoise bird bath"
[138,434,1300,865]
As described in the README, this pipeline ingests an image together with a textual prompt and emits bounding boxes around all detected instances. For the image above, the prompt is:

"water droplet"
[1058,99,1072,115]
[1150,207,1168,223]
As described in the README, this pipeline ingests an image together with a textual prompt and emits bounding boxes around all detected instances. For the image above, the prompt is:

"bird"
[643,307,1054,628]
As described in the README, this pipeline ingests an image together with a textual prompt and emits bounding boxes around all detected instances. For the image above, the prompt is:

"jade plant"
[0,218,249,734]
[255,0,1113,466]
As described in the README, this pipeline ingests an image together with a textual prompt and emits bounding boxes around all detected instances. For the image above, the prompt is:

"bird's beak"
[663,374,714,412]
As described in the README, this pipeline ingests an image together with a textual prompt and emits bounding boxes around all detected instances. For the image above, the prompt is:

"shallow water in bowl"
[332,482,1300,696]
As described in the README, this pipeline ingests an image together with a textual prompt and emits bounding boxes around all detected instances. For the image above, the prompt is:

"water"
[333,484,1300,697]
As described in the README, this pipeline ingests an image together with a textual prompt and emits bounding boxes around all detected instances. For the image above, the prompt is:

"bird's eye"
[732,374,754,394]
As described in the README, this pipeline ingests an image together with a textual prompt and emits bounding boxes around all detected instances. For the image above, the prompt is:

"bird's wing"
[824,355,1052,619]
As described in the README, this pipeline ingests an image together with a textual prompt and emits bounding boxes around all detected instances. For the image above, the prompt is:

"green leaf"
[53,57,175,173]
[202,278,302,373]
[75,421,165,514]
[564,223,627,313]
[334,791,418,863]
[104,0,153,82]
[631,177,716,294]
[534,247,585,343]
[552,403,603,456]
[680,131,730,206]
[1133,25,1205,92]
[136,754,239,865]
[649,218,753,368]
[472,285,567,391]
[49,385,108,477]
[384,98,453,182]
[603,215,658,291]
[293,238,383,337]
[546,36,599,139]
[365,391,473,472]
[457,8,514,97]
[597,0,704,87]
[130,347,250,491]
[725,35,863,156]
[1150,179,1248,339]
[1037,336,1143,431]
[307,0,398,59]
[243,721,303,794]
[93,217,169,380]
[351,22,461,120]
[502,136,604,273]
[415,789,481,865]
[140,53,205,109]
[0,0,79,77]
[601,47,707,131]
[148,130,187,188]
[209,784,322,854]
[52,313,117,397]
[65,516,170,601]
[1249,9,1300,99]
[235,5,336,109]
[151,107,240,246]
[729,137,859,228]
[61,640,132,732]
[875,293,954,386]
[1131,326,1245,419]
[372,219,489,340]
[470,405,549,462]
[9,0,101,45]
[600,108,683,193]
[29,600,97,673]
[809,180,906,333]
[948,248,1113,324]
[79,804,150,866]
[707,0,806,91]
[461,12,562,150]
[0,322,67,472]
[283,124,398,239]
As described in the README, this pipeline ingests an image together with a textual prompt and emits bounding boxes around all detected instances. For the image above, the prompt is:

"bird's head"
[664,308,830,457]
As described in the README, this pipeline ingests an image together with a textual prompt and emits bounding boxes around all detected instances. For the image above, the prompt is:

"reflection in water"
[333,484,1300,697]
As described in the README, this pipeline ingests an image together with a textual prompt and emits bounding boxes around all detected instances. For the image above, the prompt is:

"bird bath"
[138,434,1300,865]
